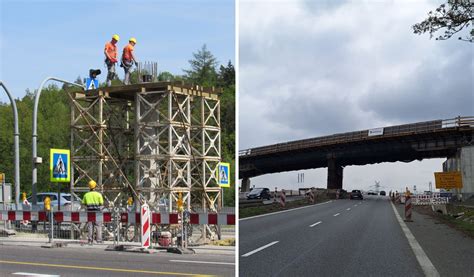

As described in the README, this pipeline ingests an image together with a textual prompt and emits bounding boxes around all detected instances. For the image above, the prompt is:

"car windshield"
[63,195,71,201]
[352,190,361,193]
[249,189,263,194]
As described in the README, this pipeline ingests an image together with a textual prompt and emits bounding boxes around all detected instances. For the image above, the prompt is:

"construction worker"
[104,34,120,87]
[82,180,104,244]
[121,37,138,85]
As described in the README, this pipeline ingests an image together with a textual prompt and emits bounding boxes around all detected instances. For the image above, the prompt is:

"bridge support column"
[241,178,251,192]
[327,158,343,189]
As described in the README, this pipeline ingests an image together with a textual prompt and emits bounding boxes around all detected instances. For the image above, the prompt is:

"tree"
[158,71,176,81]
[413,1,473,42]
[218,61,235,88]
[183,44,219,86]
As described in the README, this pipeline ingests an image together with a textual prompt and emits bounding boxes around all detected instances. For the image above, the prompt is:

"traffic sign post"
[217,163,230,188]
[50,149,71,183]
[434,172,462,189]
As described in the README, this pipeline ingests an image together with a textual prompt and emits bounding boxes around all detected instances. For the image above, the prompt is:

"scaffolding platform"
[69,81,223,213]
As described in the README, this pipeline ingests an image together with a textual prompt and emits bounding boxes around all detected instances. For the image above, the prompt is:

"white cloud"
[239,0,473,191]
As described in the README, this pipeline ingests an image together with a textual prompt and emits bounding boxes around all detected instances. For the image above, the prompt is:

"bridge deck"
[240,116,474,157]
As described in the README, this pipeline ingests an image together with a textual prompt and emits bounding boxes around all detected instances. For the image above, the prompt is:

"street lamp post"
[32,77,84,206]
[0,81,21,206]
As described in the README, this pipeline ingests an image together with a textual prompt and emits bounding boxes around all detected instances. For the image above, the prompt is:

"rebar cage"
[69,82,222,213]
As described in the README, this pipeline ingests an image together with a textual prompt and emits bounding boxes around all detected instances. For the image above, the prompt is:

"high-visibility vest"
[82,191,104,210]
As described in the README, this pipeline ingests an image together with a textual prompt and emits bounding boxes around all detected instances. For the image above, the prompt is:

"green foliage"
[0,85,71,195]
[183,44,219,87]
[413,1,473,42]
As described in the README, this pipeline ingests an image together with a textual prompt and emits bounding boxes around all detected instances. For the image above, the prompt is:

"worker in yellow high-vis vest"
[82,180,104,244]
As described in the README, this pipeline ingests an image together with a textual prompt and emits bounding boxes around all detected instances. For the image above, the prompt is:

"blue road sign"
[50,149,70,182]
[85,78,99,90]
[218,163,230,188]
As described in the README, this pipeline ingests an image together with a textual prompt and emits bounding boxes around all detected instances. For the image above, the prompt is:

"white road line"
[241,241,279,257]
[390,201,440,277]
[169,260,234,266]
[240,200,332,221]
[333,213,340,217]
[346,208,351,211]
[309,221,322,227]
[354,204,358,207]
[13,273,59,277]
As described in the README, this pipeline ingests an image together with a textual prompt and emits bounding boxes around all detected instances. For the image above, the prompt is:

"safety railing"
[240,116,474,157]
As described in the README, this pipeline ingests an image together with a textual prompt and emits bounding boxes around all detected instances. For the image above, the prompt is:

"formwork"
[69,82,222,213]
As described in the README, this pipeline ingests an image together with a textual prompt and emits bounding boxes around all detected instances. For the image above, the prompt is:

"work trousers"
[87,221,102,243]
[105,59,116,87]
[122,60,133,85]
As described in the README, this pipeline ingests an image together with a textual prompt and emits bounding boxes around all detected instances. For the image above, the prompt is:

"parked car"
[379,191,386,196]
[367,191,377,195]
[27,192,82,211]
[350,190,363,200]
[247,188,272,200]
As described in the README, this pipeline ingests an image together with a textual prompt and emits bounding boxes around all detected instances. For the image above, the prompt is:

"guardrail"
[240,116,474,157]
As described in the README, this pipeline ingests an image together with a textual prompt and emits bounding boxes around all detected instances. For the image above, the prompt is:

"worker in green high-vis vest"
[82,180,104,244]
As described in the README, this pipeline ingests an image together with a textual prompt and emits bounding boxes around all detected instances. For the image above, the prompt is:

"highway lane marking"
[354,204,358,207]
[13,273,59,277]
[240,200,332,221]
[333,213,340,217]
[0,260,211,276]
[169,260,234,266]
[241,241,279,257]
[309,221,322,227]
[390,201,440,277]
[346,208,351,211]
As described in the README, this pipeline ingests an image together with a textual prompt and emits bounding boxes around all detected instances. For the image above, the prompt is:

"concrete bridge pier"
[327,157,343,189]
[241,177,251,192]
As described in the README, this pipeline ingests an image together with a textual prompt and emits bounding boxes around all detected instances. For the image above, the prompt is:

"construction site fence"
[0,207,235,244]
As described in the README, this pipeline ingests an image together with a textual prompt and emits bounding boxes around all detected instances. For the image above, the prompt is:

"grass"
[239,195,331,219]
[209,238,235,246]
[414,204,474,238]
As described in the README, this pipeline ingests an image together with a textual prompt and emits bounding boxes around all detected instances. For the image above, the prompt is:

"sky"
[0,0,235,101]
[239,0,474,193]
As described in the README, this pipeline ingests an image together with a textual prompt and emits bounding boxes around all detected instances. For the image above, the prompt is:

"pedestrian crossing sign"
[217,162,230,188]
[50,149,70,182]
[85,78,99,90]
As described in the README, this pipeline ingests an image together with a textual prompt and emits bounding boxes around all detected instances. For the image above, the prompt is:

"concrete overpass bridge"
[239,116,474,191]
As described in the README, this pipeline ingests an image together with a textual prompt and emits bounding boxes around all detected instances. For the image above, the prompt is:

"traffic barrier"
[0,210,235,225]
[413,194,449,205]
[395,193,401,204]
[141,203,151,249]
[308,190,315,204]
[280,190,286,208]
[404,195,413,222]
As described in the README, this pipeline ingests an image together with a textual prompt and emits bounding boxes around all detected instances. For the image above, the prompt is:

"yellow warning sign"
[434,172,463,189]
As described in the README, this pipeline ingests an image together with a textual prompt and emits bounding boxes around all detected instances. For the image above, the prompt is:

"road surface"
[240,196,454,276]
[0,244,234,276]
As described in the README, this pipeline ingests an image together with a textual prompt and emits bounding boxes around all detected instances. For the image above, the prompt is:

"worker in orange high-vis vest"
[104,34,120,87]
[121,37,138,85]
[82,180,104,244]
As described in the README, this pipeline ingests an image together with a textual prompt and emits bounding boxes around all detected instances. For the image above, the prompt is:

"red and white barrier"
[280,190,286,208]
[141,204,151,249]
[308,190,315,204]
[404,195,413,222]
[0,210,235,225]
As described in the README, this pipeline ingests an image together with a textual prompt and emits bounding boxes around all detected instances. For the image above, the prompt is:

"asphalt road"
[239,196,425,276]
[0,244,234,276]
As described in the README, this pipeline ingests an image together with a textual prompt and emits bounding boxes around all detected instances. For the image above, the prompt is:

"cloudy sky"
[0,0,234,102]
[239,0,473,192]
